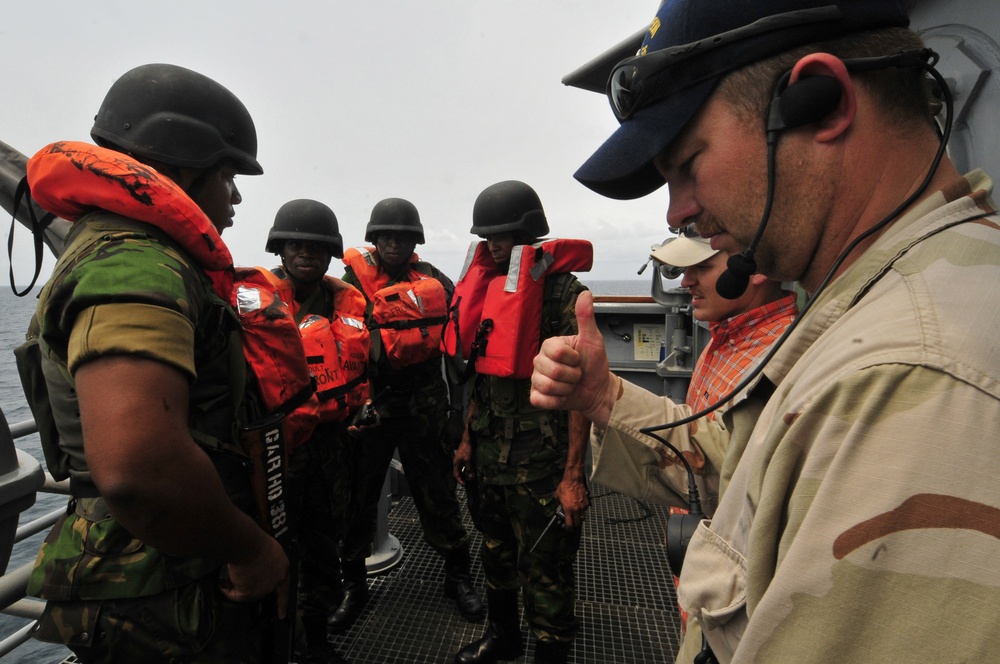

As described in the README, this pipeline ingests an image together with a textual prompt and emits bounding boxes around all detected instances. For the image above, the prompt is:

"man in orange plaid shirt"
[537,232,795,663]
[654,233,797,664]
[582,232,796,512]
[672,235,797,417]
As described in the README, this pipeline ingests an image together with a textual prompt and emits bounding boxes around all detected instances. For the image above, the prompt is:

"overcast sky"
[1,1,674,288]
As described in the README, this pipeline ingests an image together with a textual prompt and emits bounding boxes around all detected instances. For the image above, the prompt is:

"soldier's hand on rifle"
[219,534,291,617]
[555,476,589,531]
[453,437,474,486]
[347,398,381,438]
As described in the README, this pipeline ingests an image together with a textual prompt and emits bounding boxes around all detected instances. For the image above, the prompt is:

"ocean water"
[0,278,653,661]
[587,278,652,297]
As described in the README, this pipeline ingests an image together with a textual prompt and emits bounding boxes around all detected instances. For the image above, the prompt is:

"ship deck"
[48,481,682,664]
[329,482,682,664]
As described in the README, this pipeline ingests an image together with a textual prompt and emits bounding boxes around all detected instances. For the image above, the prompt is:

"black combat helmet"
[91,63,263,176]
[470,180,549,239]
[365,197,425,244]
[266,199,344,258]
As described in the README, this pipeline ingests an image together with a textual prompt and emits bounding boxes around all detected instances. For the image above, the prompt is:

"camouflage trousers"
[288,423,351,626]
[477,479,581,642]
[342,410,470,562]
[33,572,262,663]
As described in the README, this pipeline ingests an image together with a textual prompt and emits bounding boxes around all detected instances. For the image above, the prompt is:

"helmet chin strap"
[142,157,214,209]
[184,170,210,203]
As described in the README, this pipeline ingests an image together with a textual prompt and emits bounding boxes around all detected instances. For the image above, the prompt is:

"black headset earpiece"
[767,74,843,139]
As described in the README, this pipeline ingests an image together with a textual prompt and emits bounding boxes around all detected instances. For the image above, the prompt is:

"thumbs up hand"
[530,290,617,427]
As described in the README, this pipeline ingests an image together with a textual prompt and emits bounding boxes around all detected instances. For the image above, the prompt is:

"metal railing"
[0,411,403,663]
[0,416,69,660]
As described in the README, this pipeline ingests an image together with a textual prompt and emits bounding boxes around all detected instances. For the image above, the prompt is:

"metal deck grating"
[331,483,682,663]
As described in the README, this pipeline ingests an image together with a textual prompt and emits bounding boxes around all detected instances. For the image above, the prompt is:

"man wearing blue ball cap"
[531,0,1000,661]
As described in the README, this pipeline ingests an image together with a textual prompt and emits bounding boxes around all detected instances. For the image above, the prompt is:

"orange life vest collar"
[26,141,234,297]
[447,238,592,379]
[343,246,449,370]
[342,246,422,294]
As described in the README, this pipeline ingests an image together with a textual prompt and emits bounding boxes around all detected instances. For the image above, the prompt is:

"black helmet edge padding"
[266,199,344,258]
[365,197,425,244]
[470,180,549,238]
[91,63,263,175]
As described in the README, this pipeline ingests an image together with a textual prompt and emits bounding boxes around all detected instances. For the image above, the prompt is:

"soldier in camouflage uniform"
[453,181,590,664]
[331,198,483,633]
[21,64,288,662]
[532,0,1000,662]
[265,199,359,664]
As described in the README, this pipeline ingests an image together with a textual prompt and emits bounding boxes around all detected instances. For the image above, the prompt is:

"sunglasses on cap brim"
[607,5,844,121]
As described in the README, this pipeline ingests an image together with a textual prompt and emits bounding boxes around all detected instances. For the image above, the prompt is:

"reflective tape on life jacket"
[233,267,319,449]
[450,238,593,379]
[343,246,449,370]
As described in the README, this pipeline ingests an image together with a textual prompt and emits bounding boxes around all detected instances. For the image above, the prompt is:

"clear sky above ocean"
[2,1,673,285]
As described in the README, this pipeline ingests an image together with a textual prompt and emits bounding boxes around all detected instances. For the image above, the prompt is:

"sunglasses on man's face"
[671,223,700,239]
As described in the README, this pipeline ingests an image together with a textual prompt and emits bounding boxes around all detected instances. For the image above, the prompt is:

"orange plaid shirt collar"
[686,292,799,416]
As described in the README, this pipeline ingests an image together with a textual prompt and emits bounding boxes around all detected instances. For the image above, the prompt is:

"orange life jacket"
[263,270,371,423]
[27,141,235,299]
[445,238,593,379]
[27,141,319,448]
[342,247,449,370]
[233,267,320,448]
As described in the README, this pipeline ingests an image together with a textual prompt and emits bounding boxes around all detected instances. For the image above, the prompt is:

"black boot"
[533,639,571,664]
[327,559,369,634]
[443,547,485,622]
[453,589,523,664]
[296,619,350,663]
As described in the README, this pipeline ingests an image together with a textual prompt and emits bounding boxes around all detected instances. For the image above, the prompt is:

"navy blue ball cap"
[574,0,910,200]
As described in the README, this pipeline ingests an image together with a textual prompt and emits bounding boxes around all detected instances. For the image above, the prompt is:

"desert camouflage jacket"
[679,171,1000,663]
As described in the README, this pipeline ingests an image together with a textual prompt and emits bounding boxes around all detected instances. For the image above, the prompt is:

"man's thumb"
[575,290,600,342]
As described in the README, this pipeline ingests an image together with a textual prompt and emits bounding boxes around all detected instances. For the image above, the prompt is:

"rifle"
[460,436,485,534]
[241,411,297,663]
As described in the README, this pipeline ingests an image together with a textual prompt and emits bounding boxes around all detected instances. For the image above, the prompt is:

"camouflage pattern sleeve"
[67,303,196,377]
[39,216,208,372]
